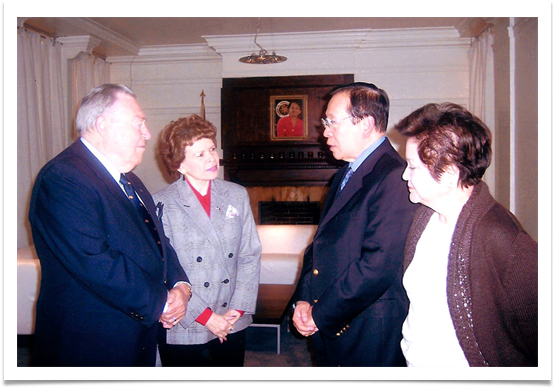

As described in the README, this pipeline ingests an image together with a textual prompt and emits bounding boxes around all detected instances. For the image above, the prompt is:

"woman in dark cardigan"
[395,103,537,367]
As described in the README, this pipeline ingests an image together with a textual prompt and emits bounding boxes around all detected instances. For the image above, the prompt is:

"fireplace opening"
[258,201,320,225]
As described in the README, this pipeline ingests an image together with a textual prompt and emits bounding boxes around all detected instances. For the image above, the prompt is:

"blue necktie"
[340,167,354,191]
[120,173,162,255]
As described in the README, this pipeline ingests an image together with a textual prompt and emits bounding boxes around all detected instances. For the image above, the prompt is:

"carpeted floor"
[17,319,316,367]
[244,322,316,366]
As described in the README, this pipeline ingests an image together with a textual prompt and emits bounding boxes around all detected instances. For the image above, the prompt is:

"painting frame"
[270,95,309,141]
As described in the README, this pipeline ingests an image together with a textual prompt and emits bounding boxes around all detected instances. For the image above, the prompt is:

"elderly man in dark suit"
[28,84,191,366]
[292,82,416,367]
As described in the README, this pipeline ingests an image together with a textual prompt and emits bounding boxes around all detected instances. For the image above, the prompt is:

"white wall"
[109,27,472,195]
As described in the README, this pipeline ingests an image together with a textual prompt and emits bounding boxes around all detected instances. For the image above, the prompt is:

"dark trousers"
[158,326,246,367]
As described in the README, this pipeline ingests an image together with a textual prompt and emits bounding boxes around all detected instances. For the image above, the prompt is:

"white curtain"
[468,26,495,191]
[72,54,111,130]
[17,28,67,248]
[17,28,111,248]
[469,26,494,119]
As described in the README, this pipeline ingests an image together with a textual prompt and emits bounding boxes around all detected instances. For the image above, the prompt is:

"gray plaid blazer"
[153,177,261,345]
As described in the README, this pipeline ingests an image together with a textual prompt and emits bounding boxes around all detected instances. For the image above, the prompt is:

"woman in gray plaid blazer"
[153,115,261,367]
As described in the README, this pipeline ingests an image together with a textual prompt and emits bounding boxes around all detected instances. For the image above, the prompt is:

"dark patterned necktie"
[340,167,354,191]
[119,173,162,255]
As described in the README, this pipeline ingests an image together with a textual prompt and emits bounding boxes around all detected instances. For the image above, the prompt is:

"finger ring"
[229,326,234,331]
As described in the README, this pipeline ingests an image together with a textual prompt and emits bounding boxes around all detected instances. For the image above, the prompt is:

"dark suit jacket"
[294,138,416,366]
[28,139,189,366]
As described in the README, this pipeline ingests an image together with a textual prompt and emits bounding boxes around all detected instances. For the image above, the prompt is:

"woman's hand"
[205,313,234,343]
[223,309,241,326]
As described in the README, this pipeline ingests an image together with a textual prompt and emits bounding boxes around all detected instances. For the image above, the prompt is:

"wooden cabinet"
[221,74,353,186]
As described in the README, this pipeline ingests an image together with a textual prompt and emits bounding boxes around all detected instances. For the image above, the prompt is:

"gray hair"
[75,84,136,135]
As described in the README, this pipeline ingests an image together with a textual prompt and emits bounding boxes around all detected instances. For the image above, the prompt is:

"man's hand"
[292,301,319,337]
[159,283,191,329]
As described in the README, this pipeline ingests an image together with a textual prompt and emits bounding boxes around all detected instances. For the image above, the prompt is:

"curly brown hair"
[158,114,217,178]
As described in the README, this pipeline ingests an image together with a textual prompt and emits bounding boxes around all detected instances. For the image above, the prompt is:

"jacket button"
[197,256,203,262]
[228,253,233,258]
[222,302,228,307]
[204,282,210,287]
[313,299,318,303]
[313,269,319,276]
[222,279,230,284]
[336,332,341,336]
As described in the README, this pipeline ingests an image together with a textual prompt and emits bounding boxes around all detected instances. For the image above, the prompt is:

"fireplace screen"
[258,201,320,225]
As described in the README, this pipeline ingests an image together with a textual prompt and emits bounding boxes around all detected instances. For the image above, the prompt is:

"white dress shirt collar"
[80,137,123,187]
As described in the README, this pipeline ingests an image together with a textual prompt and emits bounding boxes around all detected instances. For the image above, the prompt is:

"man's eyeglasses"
[320,116,352,129]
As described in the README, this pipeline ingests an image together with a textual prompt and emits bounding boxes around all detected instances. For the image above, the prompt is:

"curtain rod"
[21,22,107,61]
[22,22,57,40]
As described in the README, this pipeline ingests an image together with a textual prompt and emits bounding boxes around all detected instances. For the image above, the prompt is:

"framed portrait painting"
[270,95,308,141]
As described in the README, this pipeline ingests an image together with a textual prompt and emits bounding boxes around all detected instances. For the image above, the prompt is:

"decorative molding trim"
[204,27,469,56]
[58,35,102,60]
[60,17,140,56]
[204,29,368,53]
[359,28,471,49]
[130,77,222,87]
[107,44,221,64]
[105,27,470,66]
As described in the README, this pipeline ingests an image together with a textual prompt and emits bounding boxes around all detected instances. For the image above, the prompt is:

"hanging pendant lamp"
[239,18,287,64]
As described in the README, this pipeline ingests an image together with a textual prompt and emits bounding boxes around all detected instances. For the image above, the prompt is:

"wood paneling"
[221,74,353,186]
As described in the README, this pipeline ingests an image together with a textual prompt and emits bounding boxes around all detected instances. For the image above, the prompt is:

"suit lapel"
[126,172,167,254]
[71,140,164,273]
[176,178,224,255]
[316,138,393,235]
[71,140,134,214]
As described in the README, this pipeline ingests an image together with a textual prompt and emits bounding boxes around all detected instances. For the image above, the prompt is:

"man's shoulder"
[37,141,90,179]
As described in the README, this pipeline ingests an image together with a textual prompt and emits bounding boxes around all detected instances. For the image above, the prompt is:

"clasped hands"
[159,283,191,329]
[206,310,241,343]
[292,301,319,337]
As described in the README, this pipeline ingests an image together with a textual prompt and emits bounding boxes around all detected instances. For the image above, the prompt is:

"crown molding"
[359,27,471,49]
[107,27,471,65]
[58,35,102,60]
[203,29,368,54]
[59,17,140,56]
[108,44,221,64]
[204,27,470,56]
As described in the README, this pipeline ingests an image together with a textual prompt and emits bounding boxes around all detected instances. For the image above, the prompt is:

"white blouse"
[401,212,469,367]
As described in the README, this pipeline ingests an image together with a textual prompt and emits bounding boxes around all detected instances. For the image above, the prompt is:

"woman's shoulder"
[478,201,529,240]
[213,178,247,193]
[153,179,182,202]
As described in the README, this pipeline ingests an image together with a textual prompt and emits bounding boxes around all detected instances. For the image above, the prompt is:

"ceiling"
[22,17,492,57]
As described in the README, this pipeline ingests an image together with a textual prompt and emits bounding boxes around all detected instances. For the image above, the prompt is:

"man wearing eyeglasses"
[292,82,416,367]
